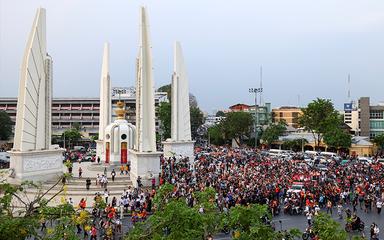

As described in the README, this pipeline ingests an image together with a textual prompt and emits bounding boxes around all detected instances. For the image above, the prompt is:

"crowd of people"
[158,146,384,239]
[60,146,384,239]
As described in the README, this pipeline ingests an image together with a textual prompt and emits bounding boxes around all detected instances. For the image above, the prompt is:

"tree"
[224,204,300,240]
[323,128,351,151]
[0,176,70,239]
[158,102,172,140]
[261,121,287,146]
[373,134,384,150]
[62,128,82,148]
[157,85,204,140]
[0,111,13,140]
[208,124,225,145]
[312,212,347,240]
[282,138,308,152]
[221,112,253,146]
[126,183,221,240]
[216,110,225,117]
[298,98,340,149]
[90,133,99,142]
[158,84,172,102]
[190,107,204,140]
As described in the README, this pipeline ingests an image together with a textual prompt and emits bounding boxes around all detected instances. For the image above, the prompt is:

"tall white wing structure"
[135,6,156,152]
[171,42,192,141]
[10,8,63,182]
[98,43,111,141]
[13,8,50,151]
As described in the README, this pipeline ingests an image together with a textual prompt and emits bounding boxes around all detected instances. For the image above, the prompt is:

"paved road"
[273,205,383,239]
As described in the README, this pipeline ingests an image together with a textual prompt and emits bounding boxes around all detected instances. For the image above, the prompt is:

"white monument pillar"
[163,42,195,162]
[9,8,63,182]
[129,7,162,187]
[96,43,111,164]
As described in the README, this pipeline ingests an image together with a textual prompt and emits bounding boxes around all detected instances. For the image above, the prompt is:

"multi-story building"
[0,87,167,140]
[341,102,359,135]
[227,103,272,127]
[358,97,384,139]
[272,106,302,128]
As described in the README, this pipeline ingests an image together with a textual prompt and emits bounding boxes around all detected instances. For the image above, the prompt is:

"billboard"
[344,103,353,111]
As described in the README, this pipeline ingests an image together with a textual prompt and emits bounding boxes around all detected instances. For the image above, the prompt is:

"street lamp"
[249,87,263,149]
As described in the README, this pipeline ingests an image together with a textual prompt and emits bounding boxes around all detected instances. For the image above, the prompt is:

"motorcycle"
[345,221,365,232]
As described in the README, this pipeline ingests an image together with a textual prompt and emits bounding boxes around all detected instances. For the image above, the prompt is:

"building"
[0,87,167,140]
[358,97,384,139]
[228,103,251,112]
[341,102,359,135]
[272,106,302,128]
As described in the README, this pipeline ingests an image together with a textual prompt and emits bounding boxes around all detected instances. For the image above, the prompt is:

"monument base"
[9,148,64,183]
[162,140,195,163]
[95,140,104,163]
[128,149,162,187]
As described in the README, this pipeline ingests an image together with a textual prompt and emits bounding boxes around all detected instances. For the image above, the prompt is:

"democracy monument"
[8,7,194,187]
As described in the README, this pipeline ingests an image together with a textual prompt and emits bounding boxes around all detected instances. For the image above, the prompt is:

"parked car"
[287,182,305,194]
[358,157,372,165]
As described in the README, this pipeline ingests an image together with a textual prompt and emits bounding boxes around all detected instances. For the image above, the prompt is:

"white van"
[268,149,286,157]
[304,150,319,156]
[320,152,337,158]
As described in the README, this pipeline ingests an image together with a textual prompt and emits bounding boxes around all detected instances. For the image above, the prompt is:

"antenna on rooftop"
[297,94,300,108]
[347,74,351,101]
[259,65,263,106]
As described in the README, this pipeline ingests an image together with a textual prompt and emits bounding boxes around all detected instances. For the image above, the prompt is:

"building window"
[121,134,127,140]
[279,112,283,118]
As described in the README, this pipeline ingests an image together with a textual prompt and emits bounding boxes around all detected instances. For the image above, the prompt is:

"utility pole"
[249,87,263,149]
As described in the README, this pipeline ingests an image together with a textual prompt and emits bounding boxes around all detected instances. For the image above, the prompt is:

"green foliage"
[127,185,222,240]
[208,124,225,145]
[261,121,287,146]
[156,84,204,141]
[221,111,254,146]
[0,110,13,140]
[153,183,174,210]
[312,212,347,240]
[72,122,81,131]
[298,98,340,149]
[282,138,308,151]
[323,128,352,149]
[158,84,172,102]
[216,110,225,117]
[158,102,172,140]
[190,106,204,140]
[0,215,38,240]
[373,133,384,149]
[62,127,82,147]
[225,204,280,240]
[90,133,99,141]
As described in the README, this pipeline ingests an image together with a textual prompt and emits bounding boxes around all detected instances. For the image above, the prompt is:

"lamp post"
[249,87,263,149]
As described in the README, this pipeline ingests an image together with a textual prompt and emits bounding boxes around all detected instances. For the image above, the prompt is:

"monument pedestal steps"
[25,175,133,198]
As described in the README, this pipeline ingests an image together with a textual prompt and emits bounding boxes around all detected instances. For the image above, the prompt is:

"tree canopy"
[221,111,253,146]
[216,110,225,117]
[158,102,172,140]
[312,212,347,240]
[373,133,384,150]
[261,121,287,146]
[157,85,204,140]
[298,98,342,149]
[0,111,13,140]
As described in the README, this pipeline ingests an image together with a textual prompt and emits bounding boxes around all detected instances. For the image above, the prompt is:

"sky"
[1,0,384,114]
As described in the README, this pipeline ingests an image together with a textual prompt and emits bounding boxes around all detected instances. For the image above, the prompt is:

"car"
[358,157,372,165]
[287,183,305,194]
[316,164,328,171]
[378,159,384,165]
[0,152,10,163]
